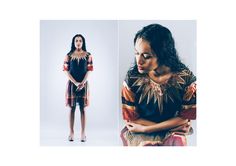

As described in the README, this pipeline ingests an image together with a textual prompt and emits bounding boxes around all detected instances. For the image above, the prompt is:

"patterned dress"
[121,68,196,146]
[63,51,93,108]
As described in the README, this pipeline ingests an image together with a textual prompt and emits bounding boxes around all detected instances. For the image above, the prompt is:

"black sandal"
[80,136,86,142]
[68,135,74,141]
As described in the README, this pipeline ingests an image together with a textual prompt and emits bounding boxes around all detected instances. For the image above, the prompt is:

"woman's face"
[134,38,158,74]
[74,36,83,50]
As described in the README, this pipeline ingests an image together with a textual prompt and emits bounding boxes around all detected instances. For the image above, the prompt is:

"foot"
[80,134,86,142]
[68,133,74,141]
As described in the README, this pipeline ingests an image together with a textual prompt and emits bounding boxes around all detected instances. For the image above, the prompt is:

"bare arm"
[76,71,91,90]
[81,71,91,84]
[126,117,188,133]
[144,117,188,133]
[127,118,156,126]
[64,71,79,86]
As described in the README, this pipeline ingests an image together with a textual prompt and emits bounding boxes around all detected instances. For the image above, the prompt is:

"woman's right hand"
[126,122,147,133]
[75,82,85,91]
[74,82,80,87]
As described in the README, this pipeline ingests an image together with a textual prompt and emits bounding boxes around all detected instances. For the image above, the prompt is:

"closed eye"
[134,50,154,59]
[142,54,153,59]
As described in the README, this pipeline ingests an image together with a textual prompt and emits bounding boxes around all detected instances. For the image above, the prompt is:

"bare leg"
[68,106,76,141]
[80,106,86,142]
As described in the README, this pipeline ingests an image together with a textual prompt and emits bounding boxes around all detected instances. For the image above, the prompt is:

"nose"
[137,54,144,65]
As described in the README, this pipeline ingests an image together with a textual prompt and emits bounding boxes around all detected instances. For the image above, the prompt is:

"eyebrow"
[134,49,152,55]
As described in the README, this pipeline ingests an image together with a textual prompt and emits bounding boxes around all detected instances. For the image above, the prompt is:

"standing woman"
[63,34,93,142]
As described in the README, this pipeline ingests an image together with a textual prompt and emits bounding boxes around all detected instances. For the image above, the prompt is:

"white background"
[119,20,196,145]
[40,20,119,146]
[0,0,236,166]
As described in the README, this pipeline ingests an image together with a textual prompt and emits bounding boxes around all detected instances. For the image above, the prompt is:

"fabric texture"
[120,127,187,146]
[63,52,93,108]
[121,68,196,146]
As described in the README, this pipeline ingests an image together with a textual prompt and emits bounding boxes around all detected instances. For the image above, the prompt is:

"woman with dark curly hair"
[63,34,93,142]
[121,24,196,146]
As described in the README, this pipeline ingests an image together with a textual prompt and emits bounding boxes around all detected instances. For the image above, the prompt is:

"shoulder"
[85,51,92,59]
[86,52,92,56]
[124,67,143,88]
[85,52,93,63]
[125,68,136,81]
[174,68,196,86]
[64,54,71,61]
[126,66,139,78]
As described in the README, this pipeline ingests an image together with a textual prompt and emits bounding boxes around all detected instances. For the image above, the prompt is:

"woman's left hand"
[169,121,191,133]
[126,122,147,133]
[76,82,85,91]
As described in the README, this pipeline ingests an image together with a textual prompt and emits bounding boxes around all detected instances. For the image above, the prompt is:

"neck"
[148,71,172,84]
[76,48,83,52]
[154,65,171,76]
[148,66,172,84]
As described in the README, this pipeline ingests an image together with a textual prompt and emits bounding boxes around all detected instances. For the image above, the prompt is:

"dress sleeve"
[121,74,139,121]
[87,53,93,71]
[63,55,70,71]
[178,71,196,120]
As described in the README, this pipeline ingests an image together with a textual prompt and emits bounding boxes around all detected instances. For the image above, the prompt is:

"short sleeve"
[63,55,70,71]
[121,81,139,121]
[87,53,93,71]
[178,71,196,120]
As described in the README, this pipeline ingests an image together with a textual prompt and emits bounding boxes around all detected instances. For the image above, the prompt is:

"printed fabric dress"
[63,52,93,108]
[121,68,196,146]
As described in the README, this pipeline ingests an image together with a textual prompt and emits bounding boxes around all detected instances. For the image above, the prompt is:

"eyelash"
[135,53,152,59]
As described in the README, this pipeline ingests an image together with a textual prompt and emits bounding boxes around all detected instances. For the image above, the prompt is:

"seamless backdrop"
[40,20,196,146]
[118,20,197,146]
[40,20,119,146]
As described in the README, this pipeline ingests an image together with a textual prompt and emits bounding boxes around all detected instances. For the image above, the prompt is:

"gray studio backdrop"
[118,20,197,146]
[40,20,119,146]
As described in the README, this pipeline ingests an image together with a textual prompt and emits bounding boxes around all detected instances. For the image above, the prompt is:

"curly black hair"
[67,34,87,56]
[132,24,187,73]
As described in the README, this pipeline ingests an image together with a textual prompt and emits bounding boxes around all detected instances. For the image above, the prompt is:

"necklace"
[71,51,87,61]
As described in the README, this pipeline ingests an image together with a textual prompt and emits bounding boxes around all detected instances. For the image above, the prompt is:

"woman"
[63,34,93,142]
[121,24,196,146]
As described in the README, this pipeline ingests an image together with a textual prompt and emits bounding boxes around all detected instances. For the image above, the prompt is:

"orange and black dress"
[121,67,196,146]
[63,52,93,108]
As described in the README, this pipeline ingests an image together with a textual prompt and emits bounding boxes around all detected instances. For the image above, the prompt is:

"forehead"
[134,38,152,52]
[75,36,83,41]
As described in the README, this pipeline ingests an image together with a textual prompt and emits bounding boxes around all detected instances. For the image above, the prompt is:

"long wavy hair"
[67,34,87,56]
[131,24,187,74]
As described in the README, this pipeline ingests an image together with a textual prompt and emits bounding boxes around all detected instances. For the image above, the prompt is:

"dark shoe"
[68,135,74,141]
[80,136,86,142]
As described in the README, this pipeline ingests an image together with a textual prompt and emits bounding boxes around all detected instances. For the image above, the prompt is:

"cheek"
[78,41,83,46]
[151,59,158,67]
[135,56,139,64]
[146,59,158,69]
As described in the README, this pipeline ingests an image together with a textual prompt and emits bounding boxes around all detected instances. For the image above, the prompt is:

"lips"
[138,66,144,70]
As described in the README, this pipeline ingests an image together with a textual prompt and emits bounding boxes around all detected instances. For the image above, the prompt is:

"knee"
[171,134,187,146]
[80,107,85,114]
[70,106,76,112]
[164,134,187,146]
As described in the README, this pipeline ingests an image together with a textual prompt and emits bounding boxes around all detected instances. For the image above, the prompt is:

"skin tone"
[64,36,91,141]
[134,38,158,74]
[126,38,190,133]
